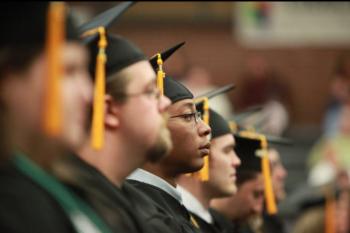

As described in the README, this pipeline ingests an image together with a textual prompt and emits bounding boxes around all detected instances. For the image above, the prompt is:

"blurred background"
[69,2,350,232]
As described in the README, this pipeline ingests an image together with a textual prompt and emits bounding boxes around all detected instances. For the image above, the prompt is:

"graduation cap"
[149,42,186,71]
[164,76,194,103]
[79,2,136,150]
[208,109,231,140]
[192,84,235,181]
[0,2,79,48]
[149,41,186,96]
[234,135,262,173]
[234,130,278,215]
[1,3,81,137]
[79,1,135,44]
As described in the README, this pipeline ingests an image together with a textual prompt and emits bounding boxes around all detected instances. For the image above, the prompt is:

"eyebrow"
[179,102,196,112]
[224,143,235,151]
[144,76,157,88]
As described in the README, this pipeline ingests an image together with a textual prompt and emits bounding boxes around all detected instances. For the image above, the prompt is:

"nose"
[158,95,171,113]
[232,151,241,168]
[280,165,288,179]
[252,199,264,215]
[198,118,211,137]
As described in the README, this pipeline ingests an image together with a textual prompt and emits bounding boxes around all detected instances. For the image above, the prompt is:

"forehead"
[211,133,234,147]
[122,60,156,88]
[169,98,195,114]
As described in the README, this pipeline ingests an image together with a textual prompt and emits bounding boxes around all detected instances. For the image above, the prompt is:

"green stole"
[13,152,113,233]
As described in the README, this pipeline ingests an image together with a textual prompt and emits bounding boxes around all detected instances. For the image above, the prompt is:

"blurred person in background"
[323,52,350,138]
[237,54,292,136]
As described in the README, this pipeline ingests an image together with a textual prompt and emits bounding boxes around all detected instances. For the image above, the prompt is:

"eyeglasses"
[125,87,161,100]
[170,111,202,124]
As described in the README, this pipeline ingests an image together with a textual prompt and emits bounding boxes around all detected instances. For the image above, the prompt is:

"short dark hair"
[237,170,260,187]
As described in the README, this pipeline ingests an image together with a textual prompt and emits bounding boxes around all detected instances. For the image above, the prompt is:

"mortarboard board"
[149,41,186,96]
[192,84,235,181]
[79,1,135,44]
[149,42,186,71]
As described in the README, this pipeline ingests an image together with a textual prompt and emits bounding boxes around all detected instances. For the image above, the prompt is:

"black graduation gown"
[55,155,176,233]
[190,212,221,233]
[126,179,202,233]
[262,210,285,233]
[0,161,75,233]
[209,208,236,233]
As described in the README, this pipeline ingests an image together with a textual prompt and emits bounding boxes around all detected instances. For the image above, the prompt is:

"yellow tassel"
[229,120,238,133]
[325,189,336,233]
[90,27,107,150]
[260,135,277,215]
[43,2,65,137]
[156,53,165,96]
[193,97,210,181]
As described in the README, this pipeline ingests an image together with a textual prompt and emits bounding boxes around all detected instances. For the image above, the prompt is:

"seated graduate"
[0,2,113,233]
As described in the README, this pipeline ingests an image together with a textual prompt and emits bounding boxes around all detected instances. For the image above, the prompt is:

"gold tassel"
[43,2,65,137]
[82,27,108,150]
[260,135,277,215]
[229,120,238,133]
[156,53,165,96]
[325,189,336,233]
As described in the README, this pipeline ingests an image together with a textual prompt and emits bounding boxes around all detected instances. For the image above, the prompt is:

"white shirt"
[177,185,213,224]
[127,168,183,204]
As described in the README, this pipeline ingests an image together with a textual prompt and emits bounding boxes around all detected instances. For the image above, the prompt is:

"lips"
[199,142,211,156]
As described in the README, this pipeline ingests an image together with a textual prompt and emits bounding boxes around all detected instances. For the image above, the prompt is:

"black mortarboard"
[164,77,194,103]
[79,1,135,44]
[1,2,79,48]
[88,34,146,78]
[208,109,231,139]
[149,42,186,71]
[195,84,236,99]
[234,135,262,172]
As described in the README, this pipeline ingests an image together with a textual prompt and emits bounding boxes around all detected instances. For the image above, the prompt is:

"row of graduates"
[0,2,290,233]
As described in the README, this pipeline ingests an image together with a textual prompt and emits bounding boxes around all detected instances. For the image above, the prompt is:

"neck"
[78,129,145,187]
[178,175,211,209]
[142,162,178,187]
[10,125,65,170]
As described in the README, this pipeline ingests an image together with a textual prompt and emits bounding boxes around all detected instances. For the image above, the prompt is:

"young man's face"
[1,42,92,150]
[162,99,211,174]
[116,60,172,162]
[269,148,287,202]
[236,174,265,220]
[205,134,241,197]
[210,173,264,222]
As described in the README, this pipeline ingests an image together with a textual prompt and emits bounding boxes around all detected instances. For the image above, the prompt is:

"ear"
[104,94,120,129]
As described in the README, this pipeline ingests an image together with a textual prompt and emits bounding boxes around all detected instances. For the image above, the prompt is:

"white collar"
[127,168,182,203]
[177,185,213,224]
